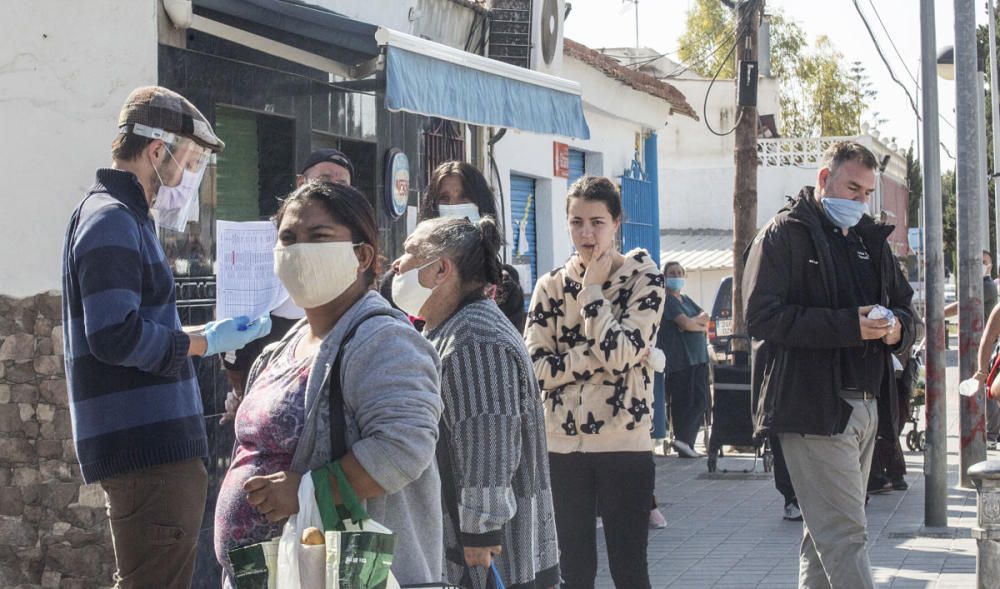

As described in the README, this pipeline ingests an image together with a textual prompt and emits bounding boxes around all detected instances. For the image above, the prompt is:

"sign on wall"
[384,148,410,220]
[553,142,569,178]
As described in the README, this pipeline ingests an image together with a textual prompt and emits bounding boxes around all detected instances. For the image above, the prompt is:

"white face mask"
[152,150,206,232]
[438,203,481,223]
[273,241,361,309]
[391,259,440,317]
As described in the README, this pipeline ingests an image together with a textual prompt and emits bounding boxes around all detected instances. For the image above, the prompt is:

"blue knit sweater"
[61,168,206,483]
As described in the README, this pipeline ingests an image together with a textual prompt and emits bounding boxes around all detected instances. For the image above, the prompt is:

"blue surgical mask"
[665,277,685,292]
[821,197,867,230]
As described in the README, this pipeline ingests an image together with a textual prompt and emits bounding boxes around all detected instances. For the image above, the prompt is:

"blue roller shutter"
[568,149,586,184]
[510,174,537,309]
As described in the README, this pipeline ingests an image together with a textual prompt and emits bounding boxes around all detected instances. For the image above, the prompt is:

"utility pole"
[989,0,1000,259]
[920,0,947,526]
[731,0,760,351]
[956,0,987,488]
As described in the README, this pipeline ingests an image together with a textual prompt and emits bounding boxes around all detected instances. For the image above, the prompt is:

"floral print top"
[214,328,312,574]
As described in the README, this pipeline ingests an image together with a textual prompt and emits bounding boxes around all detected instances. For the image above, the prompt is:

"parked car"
[708,276,733,356]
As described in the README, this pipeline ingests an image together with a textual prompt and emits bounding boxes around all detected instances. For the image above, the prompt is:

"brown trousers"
[100,458,208,588]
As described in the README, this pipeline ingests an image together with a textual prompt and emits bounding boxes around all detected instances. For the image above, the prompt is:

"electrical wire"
[850,0,956,158]
[865,0,919,86]
[659,28,739,79]
[702,0,758,137]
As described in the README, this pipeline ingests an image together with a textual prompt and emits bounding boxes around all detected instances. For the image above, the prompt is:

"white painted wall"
[1,1,158,297]
[492,54,672,277]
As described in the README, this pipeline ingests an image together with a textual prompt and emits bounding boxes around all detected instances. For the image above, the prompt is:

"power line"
[702,0,759,137]
[865,0,919,85]
[850,0,956,159]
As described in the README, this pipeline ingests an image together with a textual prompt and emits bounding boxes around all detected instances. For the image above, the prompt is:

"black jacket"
[742,188,915,439]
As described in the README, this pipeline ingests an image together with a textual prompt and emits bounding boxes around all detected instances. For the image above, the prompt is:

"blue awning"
[190,1,590,138]
[378,29,590,139]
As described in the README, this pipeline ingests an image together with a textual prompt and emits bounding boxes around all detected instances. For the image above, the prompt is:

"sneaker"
[890,477,908,491]
[649,508,667,529]
[672,440,702,458]
[867,475,892,494]
[595,517,603,529]
[782,502,802,521]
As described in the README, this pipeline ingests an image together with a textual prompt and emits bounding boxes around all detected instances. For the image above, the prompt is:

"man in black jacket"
[743,142,915,588]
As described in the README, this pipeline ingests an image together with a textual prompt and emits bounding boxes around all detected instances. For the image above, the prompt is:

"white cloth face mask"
[438,203,481,223]
[391,259,440,317]
[273,241,361,308]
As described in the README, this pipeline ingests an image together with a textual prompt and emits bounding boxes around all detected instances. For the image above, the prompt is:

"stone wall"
[0,293,116,588]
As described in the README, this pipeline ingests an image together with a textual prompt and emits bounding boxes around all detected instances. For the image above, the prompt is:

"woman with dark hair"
[421,160,499,222]
[386,160,527,328]
[392,216,559,589]
[214,181,444,587]
[524,175,664,589]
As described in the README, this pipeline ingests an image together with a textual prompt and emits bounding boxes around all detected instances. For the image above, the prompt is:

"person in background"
[393,216,559,589]
[944,249,997,322]
[658,261,709,459]
[62,86,271,588]
[214,181,444,586]
[525,175,664,589]
[220,149,356,423]
[975,302,1000,449]
[420,160,499,222]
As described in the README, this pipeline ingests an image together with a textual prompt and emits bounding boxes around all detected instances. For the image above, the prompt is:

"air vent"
[488,0,532,68]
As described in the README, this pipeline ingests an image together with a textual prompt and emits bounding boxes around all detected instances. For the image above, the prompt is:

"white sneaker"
[596,517,603,529]
[648,508,667,529]
[672,440,702,458]
[783,502,803,521]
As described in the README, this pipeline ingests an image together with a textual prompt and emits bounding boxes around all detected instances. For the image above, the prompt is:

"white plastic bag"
[960,377,982,398]
[276,473,325,589]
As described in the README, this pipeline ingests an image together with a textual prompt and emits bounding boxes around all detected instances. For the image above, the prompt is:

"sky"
[564,0,982,171]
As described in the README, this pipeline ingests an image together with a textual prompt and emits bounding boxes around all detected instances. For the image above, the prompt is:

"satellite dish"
[540,0,560,65]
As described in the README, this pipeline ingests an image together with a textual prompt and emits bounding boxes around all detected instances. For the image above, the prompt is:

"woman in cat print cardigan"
[524,176,664,589]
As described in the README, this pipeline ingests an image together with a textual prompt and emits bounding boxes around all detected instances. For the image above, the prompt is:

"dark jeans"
[871,434,907,481]
[770,435,796,505]
[549,451,654,589]
[100,458,208,588]
[666,363,709,447]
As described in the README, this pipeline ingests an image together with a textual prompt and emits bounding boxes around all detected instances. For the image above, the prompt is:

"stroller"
[904,338,926,452]
[706,335,772,473]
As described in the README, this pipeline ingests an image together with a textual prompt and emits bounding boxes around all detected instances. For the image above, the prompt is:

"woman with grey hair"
[391,216,560,589]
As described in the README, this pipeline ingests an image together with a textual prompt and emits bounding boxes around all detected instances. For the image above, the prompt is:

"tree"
[677,1,875,138]
[906,144,922,228]
[677,0,736,79]
[942,169,957,273]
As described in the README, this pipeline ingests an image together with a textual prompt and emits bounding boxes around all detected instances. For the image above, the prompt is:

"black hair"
[411,215,504,292]
[274,180,381,286]
[566,175,623,221]
[422,161,499,221]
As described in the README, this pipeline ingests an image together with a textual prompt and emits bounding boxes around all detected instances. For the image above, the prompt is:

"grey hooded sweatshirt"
[248,291,445,585]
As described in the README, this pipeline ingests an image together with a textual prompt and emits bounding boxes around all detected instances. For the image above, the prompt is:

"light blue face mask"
[821,197,867,230]
[665,277,685,292]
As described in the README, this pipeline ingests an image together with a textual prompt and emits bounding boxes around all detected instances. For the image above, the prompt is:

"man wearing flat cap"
[61,86,271,588]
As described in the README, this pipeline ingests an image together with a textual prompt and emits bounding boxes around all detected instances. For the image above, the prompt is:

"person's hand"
[858,306,891,341]
[244,470,302,523]
[219,390,242,424]
[882,319,902,346]
[582,249,613,289]
[204,314,272,356]
[975,369,989,384]
[464,545,501,568]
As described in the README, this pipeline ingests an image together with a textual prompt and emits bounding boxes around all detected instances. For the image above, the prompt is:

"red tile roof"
[563,38,699,121]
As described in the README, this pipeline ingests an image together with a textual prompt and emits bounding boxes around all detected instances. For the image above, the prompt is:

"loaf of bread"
[301,527,324,545]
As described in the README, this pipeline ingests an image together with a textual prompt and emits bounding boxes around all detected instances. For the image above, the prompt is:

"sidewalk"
[595,351,981,588]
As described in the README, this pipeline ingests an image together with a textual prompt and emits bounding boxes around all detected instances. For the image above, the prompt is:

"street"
[596,348,979,588]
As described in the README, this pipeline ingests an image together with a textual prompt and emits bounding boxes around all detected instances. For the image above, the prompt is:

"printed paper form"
[215,220,288,320]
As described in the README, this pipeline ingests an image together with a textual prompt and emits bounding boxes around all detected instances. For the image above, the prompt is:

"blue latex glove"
[203,315,272,356]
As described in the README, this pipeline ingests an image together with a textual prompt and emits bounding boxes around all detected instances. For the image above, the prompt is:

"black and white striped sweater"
[426,299,561,589]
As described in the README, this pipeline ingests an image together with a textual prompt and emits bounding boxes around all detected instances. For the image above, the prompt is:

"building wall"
[1,0,158,298]
[1,2,157,586]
